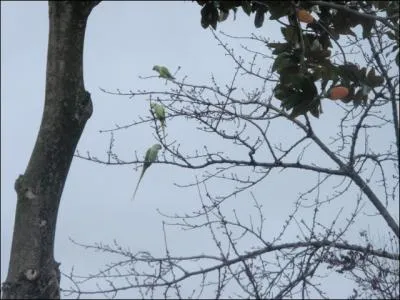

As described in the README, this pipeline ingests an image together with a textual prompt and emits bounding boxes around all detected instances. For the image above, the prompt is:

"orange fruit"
[328,86,349,100]
[296,9,314,24]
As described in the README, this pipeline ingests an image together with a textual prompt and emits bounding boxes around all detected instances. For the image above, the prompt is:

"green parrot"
[150,102,166,139]
[131,144,162,201]
[152,65,175,80]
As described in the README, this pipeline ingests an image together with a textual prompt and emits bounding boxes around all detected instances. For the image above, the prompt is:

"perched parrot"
[150,102,166,139]
[131,144,162,201]
[152,65,175,80]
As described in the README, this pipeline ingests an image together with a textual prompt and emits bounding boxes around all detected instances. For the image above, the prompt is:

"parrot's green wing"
[131,144,162,201]
[152,65,175,80]
[151,103,166,140]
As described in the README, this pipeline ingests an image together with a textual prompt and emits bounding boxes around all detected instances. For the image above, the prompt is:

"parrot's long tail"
[131,185,139,201]
[131,176,143,201]
[162,124,166,142]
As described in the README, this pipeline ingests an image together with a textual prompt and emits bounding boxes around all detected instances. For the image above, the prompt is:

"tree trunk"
[2,1,100,299]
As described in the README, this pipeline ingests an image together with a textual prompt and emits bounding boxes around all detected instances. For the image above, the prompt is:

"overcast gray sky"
[2,1,398,299]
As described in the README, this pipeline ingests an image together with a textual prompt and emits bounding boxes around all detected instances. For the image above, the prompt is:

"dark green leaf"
[309,103,321,118]
[267,42,291,55]
[281,26,298,44]
[219,1,241,11]
[196,0,208,6]
[201,2,219,29]
[274,84,287,101]
[219,9,229,22]
[254,8,265,28]
[267,2,291,20]
[282,93,302,110]
[366,68,384,87]
[241,0,252,16]
[272,53,297,72]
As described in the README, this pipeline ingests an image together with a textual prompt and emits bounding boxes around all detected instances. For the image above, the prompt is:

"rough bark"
[2,1,100,299]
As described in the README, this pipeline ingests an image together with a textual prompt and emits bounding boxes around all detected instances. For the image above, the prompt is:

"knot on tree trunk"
[1,261,60,299]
